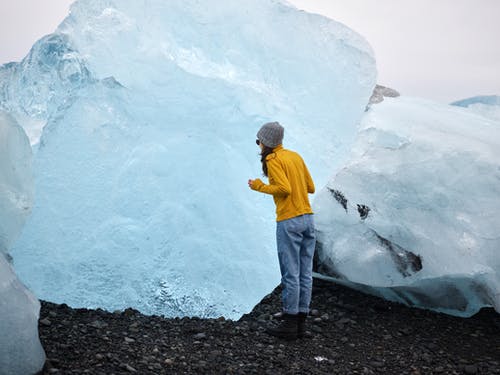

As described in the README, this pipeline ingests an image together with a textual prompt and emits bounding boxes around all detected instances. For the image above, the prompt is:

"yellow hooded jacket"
[251,145,315,221]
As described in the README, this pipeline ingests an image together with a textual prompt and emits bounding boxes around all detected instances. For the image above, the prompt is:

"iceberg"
[314,96,500,317]
[0,112,45,375]
[451,95,500,123]
[4,0,376,318]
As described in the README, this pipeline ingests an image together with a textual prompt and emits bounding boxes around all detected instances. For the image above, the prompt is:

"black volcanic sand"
[39,279,500,374]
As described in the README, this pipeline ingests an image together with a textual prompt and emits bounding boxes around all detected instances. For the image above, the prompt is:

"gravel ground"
[38,279,500,374]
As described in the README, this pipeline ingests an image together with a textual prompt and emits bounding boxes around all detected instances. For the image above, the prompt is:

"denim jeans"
[276,214,316,314]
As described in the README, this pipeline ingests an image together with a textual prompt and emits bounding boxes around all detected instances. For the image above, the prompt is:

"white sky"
[289,0,500,103]
[1,0,499,103]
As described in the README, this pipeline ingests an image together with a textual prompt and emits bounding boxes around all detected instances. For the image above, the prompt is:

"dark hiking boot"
[297,312,307,338]
[266,313,298,340]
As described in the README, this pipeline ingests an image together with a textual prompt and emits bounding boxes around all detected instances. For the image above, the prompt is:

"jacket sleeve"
[251,159,291,197]
[304,162,315,194]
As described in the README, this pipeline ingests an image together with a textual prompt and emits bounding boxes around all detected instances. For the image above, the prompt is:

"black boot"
[297,312,307,338]
[266,313,298,340]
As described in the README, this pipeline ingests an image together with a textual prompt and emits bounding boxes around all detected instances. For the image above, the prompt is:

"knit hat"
[256,121,284,148]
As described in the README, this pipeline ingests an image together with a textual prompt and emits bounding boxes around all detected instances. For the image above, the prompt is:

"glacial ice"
[0,33,92,145]
[5,0,376,319]
[0,113,45,375]
[314,96,500,317]
[451,95,500,123]
[0,112,33,250]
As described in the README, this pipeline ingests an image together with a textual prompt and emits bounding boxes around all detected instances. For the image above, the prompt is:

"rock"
[257,314,269,321]
[123,364,137,372]
[337,318,351,325]
[370,361,384,368]
[122,308,139,317]
[311,325,323,333]
[34,278,499,374]
[464,364,478,374]
[368,84,400,106]
[89,320,108,329]
[40,317,52,326]
[422,354,432,363]
[399,327,411,336]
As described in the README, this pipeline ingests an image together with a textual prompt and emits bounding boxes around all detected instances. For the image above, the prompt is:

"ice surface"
[0,34,93,145]
[451,95,500,123]
[314,96,500,317]
[5,0,376,318]
[0,112,33,250]
[0,112,45,374]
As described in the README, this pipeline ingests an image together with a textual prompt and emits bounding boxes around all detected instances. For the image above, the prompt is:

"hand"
[248,179,254,188]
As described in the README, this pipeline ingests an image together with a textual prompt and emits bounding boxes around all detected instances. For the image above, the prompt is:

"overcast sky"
[1,0,499,103]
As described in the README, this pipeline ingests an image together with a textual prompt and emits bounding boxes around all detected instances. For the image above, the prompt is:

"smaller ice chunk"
[314,97,500,317]
[451,95,500,123]
[0,112,34,250]
[0,256,46,375]
[0,112,44,374]
[451,95,500,107]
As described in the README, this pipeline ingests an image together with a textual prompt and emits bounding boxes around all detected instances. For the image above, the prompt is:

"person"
[248,121,316,340]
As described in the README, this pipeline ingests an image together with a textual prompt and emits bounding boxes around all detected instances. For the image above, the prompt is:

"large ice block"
[5,0,376,319]
[314,97,500,317]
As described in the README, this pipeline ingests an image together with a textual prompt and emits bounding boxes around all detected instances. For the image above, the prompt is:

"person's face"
[256,139,264,150]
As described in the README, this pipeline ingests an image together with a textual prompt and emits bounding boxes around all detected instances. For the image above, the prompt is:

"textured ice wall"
[0,34,92,145]
[5,0,376,318]
[314,97,500,317]
[0,112,44,375]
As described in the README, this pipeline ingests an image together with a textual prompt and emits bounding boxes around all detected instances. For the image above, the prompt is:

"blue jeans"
[276,214,316,315]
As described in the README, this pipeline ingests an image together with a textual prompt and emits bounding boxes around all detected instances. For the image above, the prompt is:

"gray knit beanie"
[256,121,284,148]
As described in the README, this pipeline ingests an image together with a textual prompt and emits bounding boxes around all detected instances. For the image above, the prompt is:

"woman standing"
[248,121,316,340]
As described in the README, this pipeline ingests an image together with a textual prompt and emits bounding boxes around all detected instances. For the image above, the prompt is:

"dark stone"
[326,187,348,211]
[40,318,52,326]
[357,204,371,219]
[464,364,478,374]
[375,233,423,277]
[36,278,499,374]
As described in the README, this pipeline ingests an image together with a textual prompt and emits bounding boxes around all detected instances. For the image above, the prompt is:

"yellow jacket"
[251,145,315,221]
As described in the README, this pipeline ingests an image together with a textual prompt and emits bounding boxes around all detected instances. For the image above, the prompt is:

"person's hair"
[260,145,275,177]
